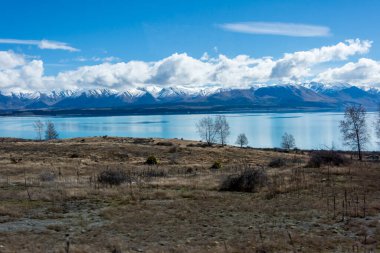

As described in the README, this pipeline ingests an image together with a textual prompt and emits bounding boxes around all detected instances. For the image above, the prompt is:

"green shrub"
[146,155,158,165]
[211,161,222,169]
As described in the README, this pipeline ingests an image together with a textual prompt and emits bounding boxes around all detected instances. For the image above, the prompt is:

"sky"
[0,0,380,93]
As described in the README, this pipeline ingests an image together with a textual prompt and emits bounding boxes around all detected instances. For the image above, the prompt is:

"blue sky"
[0,0,379,92]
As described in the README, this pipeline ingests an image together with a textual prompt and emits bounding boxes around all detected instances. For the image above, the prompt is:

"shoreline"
[0,135,379,154]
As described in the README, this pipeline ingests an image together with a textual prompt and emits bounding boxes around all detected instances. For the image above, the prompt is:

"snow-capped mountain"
[1,83,380,114]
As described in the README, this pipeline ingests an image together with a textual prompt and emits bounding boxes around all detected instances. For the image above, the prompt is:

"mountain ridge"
[2,83,380,114]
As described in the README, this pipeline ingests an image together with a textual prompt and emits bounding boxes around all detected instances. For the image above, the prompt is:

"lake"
[0,112,378,150]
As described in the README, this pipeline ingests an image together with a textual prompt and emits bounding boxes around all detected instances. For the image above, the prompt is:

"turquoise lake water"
[0,112,378,150]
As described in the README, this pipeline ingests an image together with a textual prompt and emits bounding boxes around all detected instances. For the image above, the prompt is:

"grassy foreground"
[0,137,379,252]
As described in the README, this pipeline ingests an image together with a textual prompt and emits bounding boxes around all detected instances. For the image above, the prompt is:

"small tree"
[196,116,217,145]
[376,105,380,144]
[45,121,59,140]
[215,115,230,146]
[281,132,296,150]
[33,120,44,140]
[235,133,248,147]
[340,105,368,161]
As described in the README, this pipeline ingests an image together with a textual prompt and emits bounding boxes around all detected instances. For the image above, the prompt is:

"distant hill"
[1,82,380,115]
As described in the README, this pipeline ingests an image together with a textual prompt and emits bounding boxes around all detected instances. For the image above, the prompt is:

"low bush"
[97,169,128,186]
[146,155,158,165]
[169,145,179,153]
[156,141,173,146]
[268,158,286,168]
[70,153,79,158]
[140,167,167,178]
[39,171,56,182]
[186,143,209,148]
[220,169,268,192]
[306,150,348,168]
[211,161,222,169]
[134,138,154,144]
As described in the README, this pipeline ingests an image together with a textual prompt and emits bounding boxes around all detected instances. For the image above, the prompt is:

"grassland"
[0,137,379,252]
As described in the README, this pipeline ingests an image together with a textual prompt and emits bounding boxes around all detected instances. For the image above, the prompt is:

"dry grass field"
[0,137,379,252]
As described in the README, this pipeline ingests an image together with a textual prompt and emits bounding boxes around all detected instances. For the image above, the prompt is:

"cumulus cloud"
[0,50,25,69]
[270,39,372,81]
[219,22,331,37]
[0,38,79,52]
[315,58,380,86]
[0,53,45,93]
[0,39,376,93]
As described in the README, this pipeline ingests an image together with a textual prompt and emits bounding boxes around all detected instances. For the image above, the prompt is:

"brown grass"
[0,137,379,252]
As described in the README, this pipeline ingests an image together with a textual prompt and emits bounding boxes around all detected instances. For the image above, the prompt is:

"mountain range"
[1,82,380,115]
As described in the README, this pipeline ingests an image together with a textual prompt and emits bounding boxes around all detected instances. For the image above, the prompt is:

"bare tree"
[235,133,248,148]
[45,121,59,140]
[340,105,368,161]
[376,105,380,143]
[33,120,44,140]
[215,115,230,146]
[281,132,296,150]
[196,116,217,145]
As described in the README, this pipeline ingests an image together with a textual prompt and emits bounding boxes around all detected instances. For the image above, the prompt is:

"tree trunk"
[356,129,362,161]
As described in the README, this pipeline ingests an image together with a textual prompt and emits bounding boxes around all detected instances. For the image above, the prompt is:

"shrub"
[186,143,209,148]
[70,153,79,158]
[97,169,128,186]
[39,171,56,182]
[268,158,286,168]
[306,150,348,168]
[169,145,179,153]
[140,167,167,178]
[146,155,158,165]
[156,141,173,146]
[220,169,268,192]
[211,161,222,169]
[10,156,22,164]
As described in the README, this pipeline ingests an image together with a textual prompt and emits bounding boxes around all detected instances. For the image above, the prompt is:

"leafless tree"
[33,120,44,140]
[376,105,380,144]
[196,116,217,145]
[215,115,230,146]
[235,133,248,147]
[45,121,59,140]
[340,105,368,161]
[281,132,296,150]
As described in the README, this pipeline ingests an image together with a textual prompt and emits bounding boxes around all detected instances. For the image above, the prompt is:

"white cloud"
[0,38,79,52]
[73,56,121,63]
[219,22,331,37]
[0,39,376,93]
[270,39,372,81]
[315,58,380,86]
[0,51,25,70]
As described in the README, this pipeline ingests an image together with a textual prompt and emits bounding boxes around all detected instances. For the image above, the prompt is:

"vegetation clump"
[146,155,158,165]
[268,157,286,168]
[97,169,128,186]
[306,150,348,168]
[211,161,222,169]
[220,168,268,192]
[156,141,173,146]
[140,167,167,178]
[39,171,56,182]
